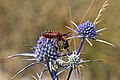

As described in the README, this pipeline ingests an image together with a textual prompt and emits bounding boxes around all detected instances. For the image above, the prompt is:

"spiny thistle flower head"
[7,35,60,79]
[66,20,102,40]
[76,21,97,39]
[66,20,115,47]
[34,36,59,61]
[68,51,80,65]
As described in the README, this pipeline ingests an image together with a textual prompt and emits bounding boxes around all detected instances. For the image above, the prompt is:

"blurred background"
[0,0,120,80]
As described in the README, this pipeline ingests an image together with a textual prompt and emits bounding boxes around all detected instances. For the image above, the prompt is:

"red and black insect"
[41,30,65,38]
[41,30,69,50]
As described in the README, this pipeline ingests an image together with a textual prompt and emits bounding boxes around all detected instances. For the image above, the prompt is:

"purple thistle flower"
[76,21,97,39]
[66,20,115,47]
[7,35,59,79]
[34,36,59,62]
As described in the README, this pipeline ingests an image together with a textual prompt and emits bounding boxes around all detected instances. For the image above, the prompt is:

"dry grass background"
[0,0,120,80]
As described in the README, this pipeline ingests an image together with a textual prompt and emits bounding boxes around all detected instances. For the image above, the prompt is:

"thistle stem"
[76,38,85,55]
[67,67,73,80]
[47,60,58,80]
[67,38,85,80]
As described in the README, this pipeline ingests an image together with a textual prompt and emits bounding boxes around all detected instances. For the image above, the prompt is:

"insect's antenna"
[80,0,95,23]
[93,0,108,25]
[68,0,77,50]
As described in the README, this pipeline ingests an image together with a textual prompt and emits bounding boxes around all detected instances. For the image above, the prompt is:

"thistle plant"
[7,0,115,80]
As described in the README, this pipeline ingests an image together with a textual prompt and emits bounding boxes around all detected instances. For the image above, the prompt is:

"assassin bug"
[41,30,69,50]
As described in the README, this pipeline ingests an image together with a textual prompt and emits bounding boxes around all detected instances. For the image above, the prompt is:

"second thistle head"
[66,20,115,47]
[66,20,97,39]
[76,21,97,39]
